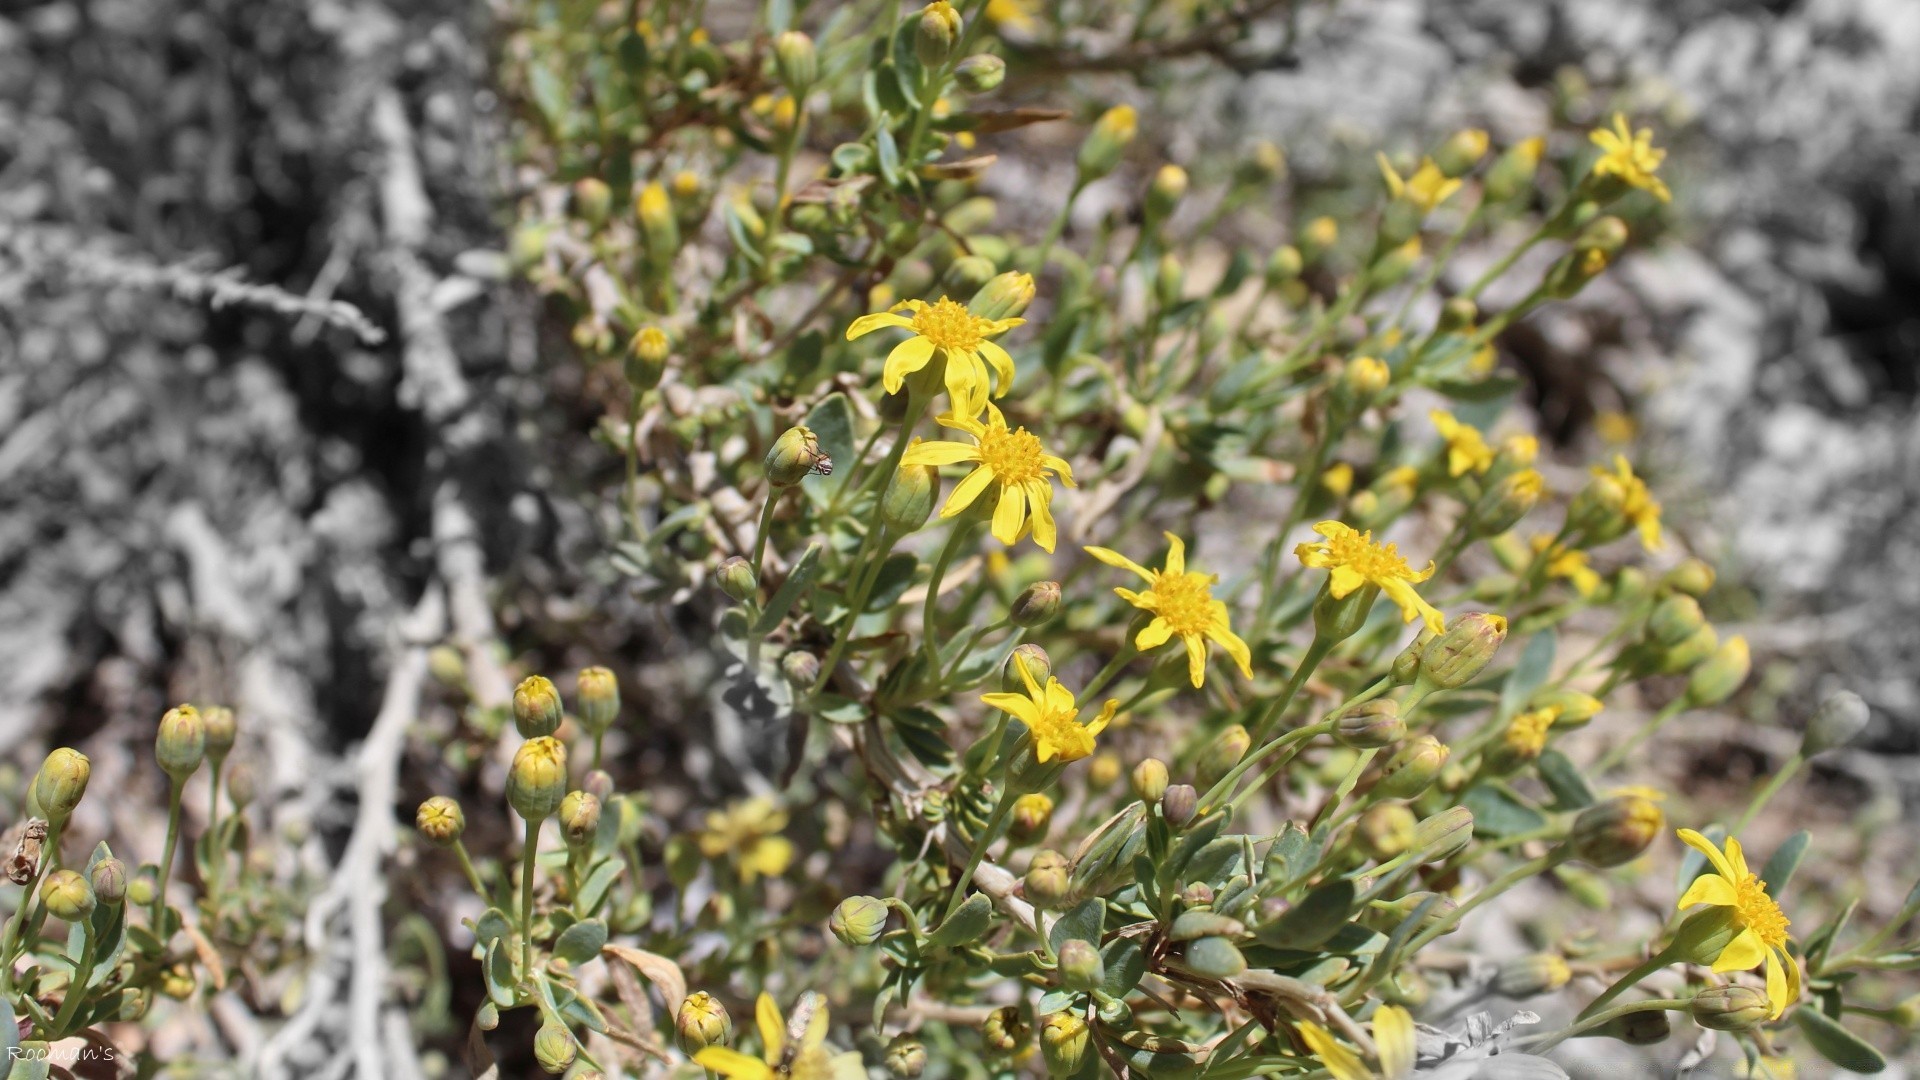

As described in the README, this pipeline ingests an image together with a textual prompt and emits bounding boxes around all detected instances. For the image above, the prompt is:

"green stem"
[1078,642,1140,704]
[1574,948,1675,1023]
[154,783,185,924]
[1248,637,1334,745]
[49,921,94,1038]
[1034,180,1086,271]
[1522,997,1690,1055]
[1462,228,1546,302]
[942,780,1021,925]
[1595,697,1687,772]
[1406,850,1565,954]
[520,817,542,980]
[1731,752,1804,834]
[1202,720,1332,813]
[0,819,62,993]
[748,491,781,585]
[453,840,487,899]
[920,521,976,670]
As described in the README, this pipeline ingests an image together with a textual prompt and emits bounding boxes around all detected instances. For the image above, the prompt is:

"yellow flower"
[1297,1020,1369,1080]
[1322,462,1355,498]
[846,295,1026,416]
[1084,533,1253,688]
[1589,113,1671,203]
[1594,409,1637,444]
[696,992,864,1080]
[985,0,1037,30]
[1502,706,1557,758]
[1430,409,1494,477]
[698,797,796,883]
[1377,154,1463,213]
[980,660,1118,764]
[1531,534,1602,597]
[1296,521,1445,634]
[1675,829,1800,1019]
[1594,454,1663,551]
[901,405,1076,551]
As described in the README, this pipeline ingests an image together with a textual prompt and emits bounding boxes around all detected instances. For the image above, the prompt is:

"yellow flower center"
[1029,703,1093,760]
[1735,874,1790,950]
[978,423,1046,484]
[1320,528,1418,584]
[1149,571,1217,637]
[910,296,991,352]
[1504,708,1554,756]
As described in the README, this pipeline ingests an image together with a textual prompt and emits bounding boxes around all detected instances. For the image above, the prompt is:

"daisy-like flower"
[901,404,1076,551]
[1594,454,1663,551]
[1589,113,1671,203]
[1675,829,1800,1018]
[980,657,1119,764]
[1377,154,1463,213]
[845,295,1024,416]
[1430,409,1494,477]
[1531,534,1602,597]
[696,992,865,1080]
[1083,533,1253,688]
[697,796,795,883]
[1296,521,1445,634]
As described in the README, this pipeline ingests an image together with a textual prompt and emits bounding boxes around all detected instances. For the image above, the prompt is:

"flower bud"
[156,704,207,783]
[1088,751,1121,789]
[829,895,890,946]
[202,705,238,765]
[32,748,90,826]
[1470,468,1544,537]
[1003,644,1051,691]
[1024,849,1071,908]
[1312,579,1378,644]
[535,1019,576,1074]
[1076,104,1137,183]
[1264,244,1303,288]
[1604,1008,1671,1045]
[1130,758,1170,805]
[1368,237,1422,289]
[1010,793,1054,842]
[1183,936,1247,978]
[583,769,615,803]
[1691,985,1770,1031]
[1057,938,1104,991]
[915,1,962,68]
[945,254,997,293]
[675,991,732,1055]
[1802,689,1870,757]
[1683,635,1749,708]
[716,556,758,602]
[983,1006,1029,1054]
[1335,700,1404,749]
[575,666,620,735]
[1412,806,1475,862]
[1646,594,1706,647]
[41,869,95,922]
[1343,355,1392,404]
[90,858,127,906]
[636,181,679,262]
[1236,139,1286,187]
[1576,215,1630,258]
[1435,128,1490,176]
[1668,906,1742,967]
[954,53,1005,93]
[1414,613,1508,690]
[1656,624,1720,675]
[970,271,1036,321]
[766,425,831,486]
[772,30,817,94]
[1485,136,1544,202]
[507,737,569,822]
[1160,784,1198,828]
[560,790,601,848]
[1391,626,1437,684]
[780,650,821,690]
[1299,216,1339,261]
[1376,736,1449,799]
[1154,252,1185,308]
[627,326,670,391]
[570,177,611,228]
[1661,558,1716,597]
[886,1036,929,1078]
[1356,803,1418,861]
[882,456,940,534]
[1010,581,1063,628]
[161,965,196,999]
[1485,707,1554,775]
[1566,795,1663,867]
[1494,953,1572,998]
[1529,688,1603,728]
[513,675,565,738]
[1040,1013,1091,1076]
[1195,725,1250,790]
[1146,163,1189,224]
[416,796,466,846]
[1567,470,1630,544]
[1358,892,1458,936]
[127,872,156,908]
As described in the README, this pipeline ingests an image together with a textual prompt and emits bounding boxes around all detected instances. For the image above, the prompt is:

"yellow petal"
[845,311,915,340]
[978,339,1017,394]
[1298,1021,1371,1080]
[1207,617,1255,679]
[941,464,995,517]
[1135,617,1174,651]
[695,1047,777,1080]
[1163,533,1186,576]
[991,479,1027,546]
[1182,632,1207,688]
[1373,1004,1416,1078]
[1026,480,1057,553]
[901,440,982,467]
[1675,829,1737,883]
[980,692,1041,727]
[1712,928,1768,973]
[1677,872,1738,910]
[756,993,785,1062]
[1085,546,1154,582]
[882,334,937,392]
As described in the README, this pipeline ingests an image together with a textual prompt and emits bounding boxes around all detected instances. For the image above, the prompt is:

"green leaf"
[863,553,921,612]
[1498,629,1557,720]
[1759,831,1810,899]
[473,907,514,949]
[1536,750,1596,809]
[753,542,822,634]
[1460,784,1548,837]
[1795,1007,1887,1072]
[578,860,623,918]
[929,893,994,947]
[553,919,608,966]
[1100,937,1147,998]
[1168,812,1227,882]
[1048,898,1106,955]
[1254,879,1355,949]
[1262,822,1311,884]
[483,939,517,1008]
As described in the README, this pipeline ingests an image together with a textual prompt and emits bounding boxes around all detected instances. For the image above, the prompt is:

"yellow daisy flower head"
[985,0,1038,31]
[1594,453,1663,551]
[1675,829,1799,1019]
[901,404,1076,551]
[1589,112,1671,203]
[1378,154,1463,214]
[696,991,865,1080]
[845,295,1025,416]
[697,796,796,882]
[1531,534,1602,597]
[1296,520,1445,634]
[1430,409,1494,477]
[1083,533,1253,688]
[980,659,1118,765]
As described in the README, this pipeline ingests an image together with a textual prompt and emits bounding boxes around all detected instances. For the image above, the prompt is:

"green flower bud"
[780,650,821,690]
[1667,906,1742,967]
[1076,104,1137,183]
[575,666,619,735]
[1146,163,1188,225]
[1683,635,1749,708]
[1334,700,1404,749]
[1130,758,1169,805]
[156,704,207,784]
[1368,238,1422,289]
[1154,252,1185,308]
[160,965,196,999]
[415,796,466,846]
[1160,784,1198,828]
[1183,936,1246,979]
[1435,128,1490,177]
[1661,558,1716,597]
[1494,953,1572,998]
[1376,735,1450,799]
[1010,580,1063,628]
[32,747,91,825]
[772,30,817,94]
[1655,624,1720,675]
[1040,1013,1091,1076]
[570,177,612,227]
[1470,468,1544,537]
[1415,613,1508,690]
[636,182,679,264]
[1528,688,1603,728]
[1024,849,1071,908]
[1576,214,1630,257]
[583,769,614,802]
[1602,1008,1670,1046]
[1566,795,1664,868]
[1412,806,1475,863]
[716,556,758,602]
[1196,725,1250,790]
[1646,594,1706,647]
[1010,793,1054,842]
[970,271,1035,321]
[89,858,127,906]
[41,868,95,922]
[507,737,569,822]
[1299,215,1339,261]
[882,456,940,534]
[675,991,732,1055]
[513,675,564,739]
[1567,469,1631,544]
[914,1,962,68]
[982,1006,1029,1055]
[1485,136,1544,202]
[1057,937,1104,991]
[535,1019,577,1074]
[954,53,1005,93]
[1312,580,1379,644]
[127,872,156,908]
[766,425,831,487]
[829,895,890,946]
[202,705,237,765]
[1391,625,1437,684]
[627,326,670,391]
[1802,689,1870,757]
[560,790,601,848]
[1356,803,1418,861]
[886,1035,929,1077]
[1358,892,1457,936]
[1690,985,1769,1031]
[1003,644,1051,691]
[1264,244,1304,289]
[945,254,997,292]
[1236,139,1286,187]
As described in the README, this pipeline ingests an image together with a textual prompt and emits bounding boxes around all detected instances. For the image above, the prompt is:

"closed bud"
[160,965,196,1000]
[1196,725,1251,790]
[1529,688,1603,728]
[1264,244,1304,288]
[1154,252,1185,307]
[507,737,569,822]
[636,182,679,260]
[575,666,619,734]
[1691,985,1770,1031]
[1010,581,1063,628]
[570,177,611,227]
[1485,136,1545,202]
[1576,215,1630,256]
[1416,613,1508,689]
[560,790,601,847]
[513,675,565,738]
[1661,558,1716,597]
[944,254,997,293]
[535,1020,577,1074]
[1802,689,1870,757]
[1183,935,1247,978]
[1130,758,1169,804]
[627,326,670,391]
[915,1,962,67]
[1343,355,1392,403]
[829,895,890,946]
[954,53,1005,93]
[1368,237,1422,289]
[1684,635,1749,708]
[1237,139,1287,187]
[1356,803,1418,860]
[970,271,1036,320]
[886,1036,929,1078]
[580,771,614,805]
[1413,806,1475,862]
[1161,784,1198,828]
[1358,892,1458,936]
[1010,793,1054,842]
[32,748,90,825]
[1024,849,1071,908]
[1470,469,1544,537]
[1299,216,1339,261]
[41,869,95,922]
[1377,735,1450,799]
[1392,626,1437,684]
[156,704,207,783]
[1146,164,1189,224]
[1435,128,1491,176]
[1495,953,1572,998]
[1076,104,1137,182]
[1040,1013,1091,1076]
[781,650,821,690]
[766,425,831,486]
[1567,470,1630,543]
[1003,644,1051,691]
[1057,938,1104,990]
[127,872,156,908]
[89,858,127,906]
[1335,700,1404,749]
[1438,296,1478,334]
[882,456,940,533]
[416,796,466,846]
[982,1006,1029,1054]
[1567,795,1664,867]
[716,556,758,601]
[1656,624,1720,675]
[675,991,732,1054]
[1668,906,1742,967]
[1485,707,1555,775]
[772,30,817,94]
[1313,580,1379,643]
[1088,751,1122,789]
[202,705,237,764]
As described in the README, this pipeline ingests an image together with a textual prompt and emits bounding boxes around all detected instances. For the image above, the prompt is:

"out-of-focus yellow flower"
[1499,433,1539,467]
[1296,521,1444,634]
[1297,1020,1368,1080]
[1502,706,1557,759]
[985,0,1038,30]
[1594,454,1663,551]
[696,992,863,1080]
[1532,534,1602,597]
[1430,410,1494,476]
[903,404,1076,551]
[1323,462,1355,498]
[1594,409,1637,444]
[980,660,1118,764]
[1378,154,1462,213]
[698,797,796,882]
[846,296,1026,416]
[1589,113,1671,203]
[1675,829,1799,1018]
[1084,533,1253,688]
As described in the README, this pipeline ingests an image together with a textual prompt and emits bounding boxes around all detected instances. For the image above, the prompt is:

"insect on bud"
[1802,689,1870,757]
[766,425,831,487]
[534,1019,577,1074]
[1566,795,1664,868]
[1160,784,1198,828]
[1683,635,1749,708]
[1024,849,1071,908]
[507,737,569,822]
[1415,613,1508,690]
[1376,735,1450,799]
[716,556,758,602]
[627,326,670,392]
[1057,938,1104,991]
[1076,104,1137,183]
[1040,1012,1091,1076]
[575,666,619,735]
[914,1,962,68]
[1494,953,1572,998]
[513,675,565,739]
[1003,644,1051,691]
[415,796,466,846]
[1009,793,1054,842]
[41,869,95,922]
[32,748,90,826]
[1010,581,1063,628]
[202,705,237,766]
[1356,803,1418,861]
[560,790,602,848]
[1130,758,1169,805]
[1690,985,1770,1031]
[953,53,1005,93]
[1334,700,1404,749]
[156,704,207,784]
[829,895,891,946]
[675,991,732,1055]
[982,1006,1029,1054]
[1196,725,1251,790]
[772,30,817,94]
[90,858,127,906]
[970,271,1035,321]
